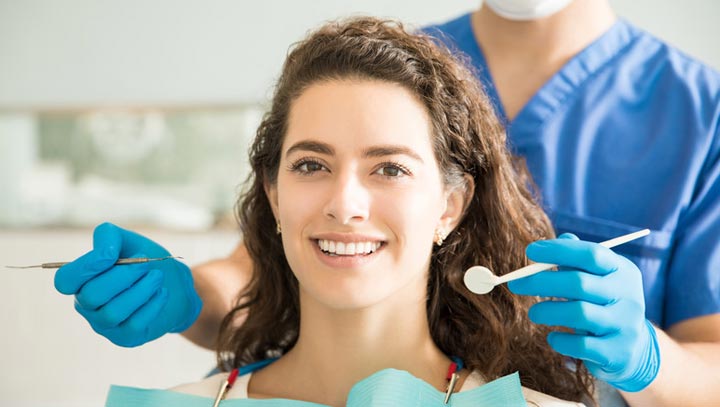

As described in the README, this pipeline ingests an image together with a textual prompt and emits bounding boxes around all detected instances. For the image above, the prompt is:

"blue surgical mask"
[484,0,575,20]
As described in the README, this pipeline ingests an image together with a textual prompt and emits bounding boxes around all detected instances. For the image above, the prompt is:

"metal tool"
[6,256,182,269]
[212,368,239,407]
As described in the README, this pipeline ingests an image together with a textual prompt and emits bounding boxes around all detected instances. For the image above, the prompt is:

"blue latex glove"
[54,222,202,347]
[508,233,660,392]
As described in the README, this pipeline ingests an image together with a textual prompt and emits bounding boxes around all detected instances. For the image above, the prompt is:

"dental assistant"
[54,1,720,405]
[422,0,719,406]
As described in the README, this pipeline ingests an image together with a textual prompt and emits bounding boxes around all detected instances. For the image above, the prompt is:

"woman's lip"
[312,240,384,268]
[310,233,386,243]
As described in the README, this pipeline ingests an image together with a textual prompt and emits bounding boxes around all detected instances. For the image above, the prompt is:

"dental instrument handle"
[212,368,239,407]
[496,229,650,285]
[6,256,183,269]
[495,262,556,284]
[596,228,651,249]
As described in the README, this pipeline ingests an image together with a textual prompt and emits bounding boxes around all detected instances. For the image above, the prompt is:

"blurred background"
[1,1,718,405]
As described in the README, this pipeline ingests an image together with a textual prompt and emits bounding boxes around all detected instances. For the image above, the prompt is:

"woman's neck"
[249,284,454,406]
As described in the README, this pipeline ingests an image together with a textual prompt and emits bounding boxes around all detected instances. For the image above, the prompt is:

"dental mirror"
[464,229,650,295]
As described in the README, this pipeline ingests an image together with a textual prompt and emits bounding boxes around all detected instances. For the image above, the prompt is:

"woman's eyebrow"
[285,140,334,158]
[363,145,424,163]
[285,140,423,163]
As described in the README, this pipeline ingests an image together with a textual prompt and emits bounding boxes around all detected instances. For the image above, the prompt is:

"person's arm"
[628,121,720,405]
[181,242,253,349]
[621,314,720,406]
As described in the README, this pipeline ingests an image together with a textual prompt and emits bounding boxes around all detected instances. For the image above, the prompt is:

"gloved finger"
[545,331,612,368]
[508,270,615,304]
[526,238,623,276]
[88,288,169,348]
[76,268,164,329]
[529,300,619,336]
[527,234,573,273]
[118,287,170,343]
[75,256,150,310]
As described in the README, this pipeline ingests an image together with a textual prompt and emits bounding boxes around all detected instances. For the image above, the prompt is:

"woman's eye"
[291,159,327,174]
[378,166,400,177]
[300,162,324,172]
[375,163,410,178]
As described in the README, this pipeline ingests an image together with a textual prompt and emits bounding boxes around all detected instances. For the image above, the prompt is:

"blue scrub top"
[426,14,720,329]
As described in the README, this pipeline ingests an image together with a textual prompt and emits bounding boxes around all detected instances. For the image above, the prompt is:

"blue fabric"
[426,13,720,329]
[106,367,528,406]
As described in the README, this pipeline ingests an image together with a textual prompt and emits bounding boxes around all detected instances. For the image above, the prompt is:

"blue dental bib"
[107,368,528,406]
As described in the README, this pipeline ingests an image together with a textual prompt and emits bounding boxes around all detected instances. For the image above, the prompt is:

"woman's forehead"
[284,80,435,159]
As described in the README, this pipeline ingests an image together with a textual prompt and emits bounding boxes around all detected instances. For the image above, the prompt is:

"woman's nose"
[322,173,370,225]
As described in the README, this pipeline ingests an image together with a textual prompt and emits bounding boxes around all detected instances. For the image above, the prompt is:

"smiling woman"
[105,16,594,406]
[270,80,452,310]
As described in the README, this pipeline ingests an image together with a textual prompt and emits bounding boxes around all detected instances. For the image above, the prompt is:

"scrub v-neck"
[461,14,637,138]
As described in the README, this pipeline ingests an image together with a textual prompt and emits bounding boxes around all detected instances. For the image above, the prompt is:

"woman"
[106,17,593,406]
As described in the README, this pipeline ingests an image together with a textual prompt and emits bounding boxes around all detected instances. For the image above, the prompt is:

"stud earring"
[276,222,282,235]
[434,228,447,246]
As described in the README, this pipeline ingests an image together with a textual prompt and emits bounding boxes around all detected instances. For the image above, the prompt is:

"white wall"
[0,0,718,109]
[0,0,478,108]
[611,0,720,70]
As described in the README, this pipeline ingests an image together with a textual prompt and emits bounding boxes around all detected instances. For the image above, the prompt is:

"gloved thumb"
[557,232,579,240]
[93,222,123,258]
[54,223,122,294]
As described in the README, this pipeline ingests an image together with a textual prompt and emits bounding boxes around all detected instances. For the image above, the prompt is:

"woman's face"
[267,79,463,310]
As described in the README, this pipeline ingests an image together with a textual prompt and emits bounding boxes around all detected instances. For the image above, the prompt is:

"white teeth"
[317,239,382,255]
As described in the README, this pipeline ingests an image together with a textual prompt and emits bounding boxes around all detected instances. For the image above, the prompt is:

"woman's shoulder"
[170,372,251,398]
[169,372,226,395]
[521,386,586,407]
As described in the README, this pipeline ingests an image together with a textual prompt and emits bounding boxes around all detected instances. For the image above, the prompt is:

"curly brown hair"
[218,16,594,402]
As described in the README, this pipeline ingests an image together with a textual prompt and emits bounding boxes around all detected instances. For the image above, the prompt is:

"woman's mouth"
[315,239,384,256]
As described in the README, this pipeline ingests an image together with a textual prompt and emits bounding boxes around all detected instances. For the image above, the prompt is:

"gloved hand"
[508,233,660,392]
[54,222,202,347]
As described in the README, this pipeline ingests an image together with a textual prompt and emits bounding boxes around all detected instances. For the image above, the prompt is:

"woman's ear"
[438,174,475,233]
[264,181,280,221]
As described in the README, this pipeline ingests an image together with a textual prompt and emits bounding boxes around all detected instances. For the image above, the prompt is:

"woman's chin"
[303,279,392,310]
